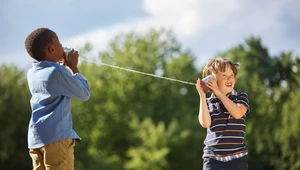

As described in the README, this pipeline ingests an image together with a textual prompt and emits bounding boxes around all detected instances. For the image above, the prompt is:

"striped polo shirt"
[203,89,250,162]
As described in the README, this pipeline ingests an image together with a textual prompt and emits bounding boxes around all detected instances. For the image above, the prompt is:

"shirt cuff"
[74,73,87,80]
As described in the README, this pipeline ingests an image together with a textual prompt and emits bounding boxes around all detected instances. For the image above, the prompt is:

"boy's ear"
[47,44,54,54]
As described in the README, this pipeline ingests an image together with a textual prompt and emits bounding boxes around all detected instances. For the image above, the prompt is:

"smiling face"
[215,65,236,95]
[202,58,239,95]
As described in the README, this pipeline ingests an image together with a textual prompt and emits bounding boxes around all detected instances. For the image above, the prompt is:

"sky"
[0,0,299,70]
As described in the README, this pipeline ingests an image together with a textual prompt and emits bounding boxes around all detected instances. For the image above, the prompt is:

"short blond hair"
[202,58,240,78]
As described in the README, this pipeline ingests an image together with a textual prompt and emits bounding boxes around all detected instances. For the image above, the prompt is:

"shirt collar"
[208,89,238,103]
[32,60,57,67]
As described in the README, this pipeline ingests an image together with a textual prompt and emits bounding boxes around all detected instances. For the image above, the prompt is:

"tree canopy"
[0,29,299,170]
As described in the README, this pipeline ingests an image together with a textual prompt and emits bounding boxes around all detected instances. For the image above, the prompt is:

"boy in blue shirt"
[196,58,250,170]
[25,27,90,170]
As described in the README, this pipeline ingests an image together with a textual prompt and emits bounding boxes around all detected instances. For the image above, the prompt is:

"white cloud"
[62,0,243,55]
[56,0,300,68]
[0,51,32,70]
[61,18,156,57]
[1,0,299,69]
[63,0,294,52]
[143,0,241,36]
[143,0,202,36]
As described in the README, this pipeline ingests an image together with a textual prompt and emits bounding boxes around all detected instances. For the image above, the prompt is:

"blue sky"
[1,0,299,69]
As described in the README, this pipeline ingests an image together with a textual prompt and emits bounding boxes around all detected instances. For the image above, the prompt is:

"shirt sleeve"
[54,69,90,101]
[237,92,250,114]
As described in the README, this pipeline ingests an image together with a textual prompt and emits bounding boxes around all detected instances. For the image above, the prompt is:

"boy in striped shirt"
[196,58,250,170]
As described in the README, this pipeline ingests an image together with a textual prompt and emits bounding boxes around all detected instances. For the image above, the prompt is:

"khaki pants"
[29,138,75,170]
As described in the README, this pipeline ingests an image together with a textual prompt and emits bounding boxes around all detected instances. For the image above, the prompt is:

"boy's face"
[215,65,236,95]
[47,34,64,62]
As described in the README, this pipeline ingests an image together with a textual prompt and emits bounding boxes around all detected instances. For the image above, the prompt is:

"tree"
[0,65,32,169]
[220,36,300,170]
[1,30,299,170]
[71,29,203,170]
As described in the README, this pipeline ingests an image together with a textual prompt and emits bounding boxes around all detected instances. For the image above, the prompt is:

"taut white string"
[80,58,196,86]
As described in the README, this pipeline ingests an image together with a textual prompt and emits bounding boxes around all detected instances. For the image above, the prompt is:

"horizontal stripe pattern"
[207,152,248,162]
[203,90,250,162]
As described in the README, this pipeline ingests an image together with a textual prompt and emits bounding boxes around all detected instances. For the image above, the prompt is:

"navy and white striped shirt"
[203,90,250,162]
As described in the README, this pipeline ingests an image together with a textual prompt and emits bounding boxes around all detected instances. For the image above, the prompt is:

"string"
[80,58,196,86]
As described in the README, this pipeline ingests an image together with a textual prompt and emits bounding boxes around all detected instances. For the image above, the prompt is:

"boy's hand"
[64,49,79,73]
[206,79,222,98]
[196,78,207,97]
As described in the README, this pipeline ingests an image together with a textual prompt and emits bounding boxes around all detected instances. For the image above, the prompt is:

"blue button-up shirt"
[27,60,90,149]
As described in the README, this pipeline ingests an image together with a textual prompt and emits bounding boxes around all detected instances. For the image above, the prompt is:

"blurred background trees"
[0,29,299,170]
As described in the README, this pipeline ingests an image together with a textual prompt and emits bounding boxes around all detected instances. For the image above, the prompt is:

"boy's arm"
[196,79,211,128]
[58,71,90,101]
[198,96,211,128]
[218,94,247,119]
[206,80,249,119]
[56,49,90,101]
[51,68,90,101]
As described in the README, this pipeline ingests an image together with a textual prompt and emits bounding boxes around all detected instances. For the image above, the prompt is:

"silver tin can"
[63,47,72,56]
[201,75,212,83]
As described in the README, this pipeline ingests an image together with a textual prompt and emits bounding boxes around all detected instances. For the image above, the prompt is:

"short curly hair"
[25,28,56,61]
[202,58,240,78]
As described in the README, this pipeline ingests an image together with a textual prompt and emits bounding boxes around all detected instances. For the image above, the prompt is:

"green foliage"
[71,29,202,170]
[0,65,31,169]
[125,117,172,170]
[221,37,300,170]
[0,30,299,170]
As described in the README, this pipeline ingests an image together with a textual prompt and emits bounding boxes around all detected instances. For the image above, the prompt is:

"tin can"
[201,75,212,83]
[59,47,73,63]
[201,75,214,92]
[63,47,72,56]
